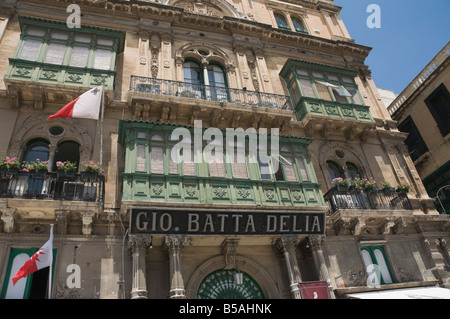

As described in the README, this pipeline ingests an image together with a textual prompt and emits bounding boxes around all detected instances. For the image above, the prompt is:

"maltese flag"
[48,86,102,120]
[12,225,53,286]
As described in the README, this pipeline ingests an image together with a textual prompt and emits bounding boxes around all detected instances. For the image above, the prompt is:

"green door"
[197,270,264,299]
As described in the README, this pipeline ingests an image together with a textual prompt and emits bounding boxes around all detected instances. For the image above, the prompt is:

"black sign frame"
[130,209,325,236]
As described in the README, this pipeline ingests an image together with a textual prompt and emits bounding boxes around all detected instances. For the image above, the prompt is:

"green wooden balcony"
[4,58,115,89]
[122,173,324,207]
[294,96,374,122]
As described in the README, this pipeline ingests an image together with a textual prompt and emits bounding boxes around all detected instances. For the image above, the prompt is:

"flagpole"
[48,224,53,299]
[100,75,106,174]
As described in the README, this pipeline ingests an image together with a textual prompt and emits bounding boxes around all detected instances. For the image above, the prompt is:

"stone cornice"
[17,0,372,62]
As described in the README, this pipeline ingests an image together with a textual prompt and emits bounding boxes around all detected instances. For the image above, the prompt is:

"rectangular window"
[150,146,164,174]
[231,148,248,179]
[315,81,332,101]
[398,116,428,161]
[168,146,179,174]
[425,83,450,137]
[346,87,363,105]
[69,46,89,67]
[297,157,310,181]
[258,155,272,180]
[282,156,297,182]
[19,39,42,61]
[44,42,66,65]
[182,148,195,176]
[136,144,146,172]
[361,246,394,285]
[299,79,316,98]
[93,49,112,70]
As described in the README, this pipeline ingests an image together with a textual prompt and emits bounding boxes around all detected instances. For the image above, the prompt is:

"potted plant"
[352,177,366,191]
[365,177,377,192]
[332,177,349,191]
[0,156,21,175]
[24,159,48,175]
[56,160,77,177]
[396,182,413,193]
[382,181,396,193]
[81,161,100,180]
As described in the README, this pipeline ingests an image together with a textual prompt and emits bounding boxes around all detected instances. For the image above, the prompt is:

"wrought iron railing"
[324,187,413,214]
[0,170,104,202]
[129,75,293,110]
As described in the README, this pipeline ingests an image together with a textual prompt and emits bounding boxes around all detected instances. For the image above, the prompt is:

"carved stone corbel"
[1,208,17,233]
[221,238,239,270]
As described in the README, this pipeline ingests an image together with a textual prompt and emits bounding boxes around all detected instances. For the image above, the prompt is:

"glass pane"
[97,37,114,46]
[283,157,297,182]
[296,68,309,76]
[299,79,316,98]
[182,148,195,175]
[19,39,42,61]
[74,34,91,43]
[183,62,201,84]
[297,157,310,181]
[275,14,290,30]
[51,31,69,40]
[208,65,226,87]
[258,155,271,180]
[315,82,332,101]
[44,42,66,65]
[93,49,112,70]
[168,146,178,174]
[150,147,164,174]
[136,144,146,172]
[231,148,248,178]
[346,87,363,105]
[290,81,301,103]
[333,88,349,103]
[69,46,89,67]
[374,249,393,284]
[26,27,45,37]
[292,18,306,32]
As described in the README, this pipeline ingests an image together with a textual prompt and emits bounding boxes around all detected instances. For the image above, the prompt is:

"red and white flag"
[48,86,102,120]
[12,225,53,286]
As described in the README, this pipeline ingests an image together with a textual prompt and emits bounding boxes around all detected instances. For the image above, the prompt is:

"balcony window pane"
[283,157,297,181]
[69,46,89,67]
[74,34,91,43]
[44,42,66,65]
[315,81,332,101]
[297,157,310,182]
[19,39,42,61]
[26,27,45,37]
[299,79,316,98]
[346,87,363,105]
[51,31,69,40]
[150,147,164,174]
[136,145,146,172]
[93,49,112,70]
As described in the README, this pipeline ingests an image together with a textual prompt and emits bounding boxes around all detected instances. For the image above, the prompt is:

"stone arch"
[166,0,247,19]
[185,254,279,299]
[9,115,93,168]
[317,141,371,188]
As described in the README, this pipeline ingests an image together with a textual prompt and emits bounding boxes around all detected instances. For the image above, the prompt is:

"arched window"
[291,17,307,34]
[274,13,291,30]
[346,162,360,180]
[327,160,344,181]
[183,60,202,85]
[183,59,228,101]
[54,140,80,171]
[22,138,50,163]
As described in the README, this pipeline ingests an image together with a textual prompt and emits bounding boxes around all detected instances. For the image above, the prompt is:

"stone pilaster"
[273,236,302,299]
[163,236,186,299]
[128,234,152,299]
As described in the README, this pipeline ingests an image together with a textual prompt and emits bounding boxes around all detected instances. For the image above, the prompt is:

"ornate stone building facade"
[0,0,448,299]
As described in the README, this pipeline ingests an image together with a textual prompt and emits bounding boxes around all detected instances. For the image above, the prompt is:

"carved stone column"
[221,238,239,269]
[309,235,335,299]
[128,235,152,299]
[163,236,186,299]
[273,236,302,299]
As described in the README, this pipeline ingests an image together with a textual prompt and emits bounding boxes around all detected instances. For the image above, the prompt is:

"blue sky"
[334,0,450,94]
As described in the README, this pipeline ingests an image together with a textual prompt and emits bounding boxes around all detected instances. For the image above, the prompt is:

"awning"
[347,286,450,299]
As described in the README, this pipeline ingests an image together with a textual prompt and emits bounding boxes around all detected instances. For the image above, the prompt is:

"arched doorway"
[197,269,264,299]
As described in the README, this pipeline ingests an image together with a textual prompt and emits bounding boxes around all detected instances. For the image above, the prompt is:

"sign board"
[130,209,325,236]
[298,281,331,299]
